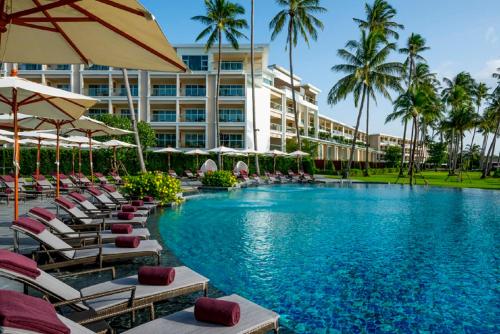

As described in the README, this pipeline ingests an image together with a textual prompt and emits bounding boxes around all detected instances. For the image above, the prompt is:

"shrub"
[493,168,500,178]
[202,171,237,187]
[122,172,182,205]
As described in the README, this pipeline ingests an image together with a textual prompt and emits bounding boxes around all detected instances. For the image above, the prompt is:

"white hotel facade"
[10,44,420,163]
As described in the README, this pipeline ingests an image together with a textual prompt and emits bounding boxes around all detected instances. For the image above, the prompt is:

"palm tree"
[192,0,248,163]
[269,0,326,149]
[469,82,489,160]
[328,31,402,178]
[250,0,260,175]
[354,0,403,176]
[481,95,500,178]
[398,33,430,176]
[353,0,404,41]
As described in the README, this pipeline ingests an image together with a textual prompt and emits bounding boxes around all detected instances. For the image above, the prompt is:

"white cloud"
[476,58,500,83]
[485,26,498,45]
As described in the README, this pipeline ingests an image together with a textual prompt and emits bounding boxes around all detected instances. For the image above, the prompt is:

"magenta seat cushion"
[14,217,45,234]
[0,250,40,278]
[194,297,240,326]
[29,207,56,222]
[115,236,140,248]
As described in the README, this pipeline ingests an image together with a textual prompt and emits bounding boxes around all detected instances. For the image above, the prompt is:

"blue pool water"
[158,185,500,333]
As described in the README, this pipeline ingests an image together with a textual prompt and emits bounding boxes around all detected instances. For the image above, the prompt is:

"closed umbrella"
[266,149,288,174]
[0,77,96,219]
[155,147,180,170]
[185,148,209,170]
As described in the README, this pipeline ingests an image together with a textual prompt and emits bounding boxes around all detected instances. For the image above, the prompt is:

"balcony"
[270,123,282,132]
[152,85,176,97]
[152,111,176,122]
[304,96,317,105]
[270,102,282,111]
[219,61,243,71]
[286,106,295,114]
[47,64,71,71]
[219,85,244,97]
[286,126,297,134]
[18,64,42,71]
[112,86,138,97]
[181,86,206,97]
[85,86,109,97]
[85,65,110,71]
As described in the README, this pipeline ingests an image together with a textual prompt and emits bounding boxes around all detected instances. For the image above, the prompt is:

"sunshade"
[266,150,288,174]
[0,134,13,144]
[0,0,186,72]
[185,148,209,170]
[288,150,310,172]
[102,139,136,172]
[0,77,96,219]
[156,147,181,170]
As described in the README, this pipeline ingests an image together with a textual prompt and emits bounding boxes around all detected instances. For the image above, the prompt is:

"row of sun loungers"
[2,183,280,333]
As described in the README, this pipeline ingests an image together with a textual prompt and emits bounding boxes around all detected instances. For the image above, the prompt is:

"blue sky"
[142,0,500,141]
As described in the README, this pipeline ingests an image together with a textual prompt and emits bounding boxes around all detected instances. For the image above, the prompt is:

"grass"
[325,171,500,190]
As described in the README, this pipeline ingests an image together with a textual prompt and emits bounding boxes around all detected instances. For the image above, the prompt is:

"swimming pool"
[158,185,499,333]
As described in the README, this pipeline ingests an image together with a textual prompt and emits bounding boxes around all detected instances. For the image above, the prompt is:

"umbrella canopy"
[102,139,136,148]
[0,129,14,136]
[155,147,181,153]
[185,149,209,156]
[288,150,310,157]
[65,135,103,145]
[0,1,186,72]
[242,148,261,155]
[208,146,237,154]
[266,149,288,156]
[0,134,13,144]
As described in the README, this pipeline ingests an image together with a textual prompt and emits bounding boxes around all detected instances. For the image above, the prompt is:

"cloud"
[476,58,500,83]
[485,26,498,45]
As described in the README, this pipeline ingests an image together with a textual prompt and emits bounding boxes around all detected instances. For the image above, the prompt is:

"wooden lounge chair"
[168,169,179,178]
[110,171,123,185]
[94,172,109,184]
[28,207,151,242]
[264,172,279,184]
[52,173,79,191]
[70,172,93,187]
[0,252,209,324]
[54,196,148,228]
[68,192,149,217]
[184,169,196,179]
[0,175,34,200]
[0,294,279,334]
[196,170,205,179]
[32,174,57,194]
[11,217,162,270]
[85,187,120,210]
[100,184,156,211]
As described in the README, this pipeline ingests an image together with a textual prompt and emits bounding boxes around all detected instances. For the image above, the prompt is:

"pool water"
[158,185,499,333]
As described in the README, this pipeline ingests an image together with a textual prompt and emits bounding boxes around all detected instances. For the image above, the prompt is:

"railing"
[304,96,317,105]
[219,85,244,97]
[270,123,282,132]
[270,144,282,151]
[152,113,176,122]
[181,87,206,97]
[112,87,138,97]
[85,65,109,71]
[287,106,295,114]
[84,87,109,97]
[219,115,244,122]
[152,86,176,96]
[47,64,71,70]
[18,64,42,71]
[220,61,243,71]
[286,126,296,134]
[270,102,282,111]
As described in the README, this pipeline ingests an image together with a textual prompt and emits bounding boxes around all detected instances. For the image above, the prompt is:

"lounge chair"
[264,172,279,184]
[94,172,109,184]
[68,192,149,217]
[11,217,162,270]
[0,175,35,200]
[0,251,209,323]
[54,196,148,228]
[32,174,57,194]
[287,170,301,183]
[100,184,156,211]
[168,169,179,178]
[184,169,196,179]
[196,170,205,179]
[110,171,123,185]
[0,293,279,334]
[28,207,150,242]
[85,187,120,210]
[275,171,288,183]
[301,173,314,183]
[52,173,78,191]
[70,172,93,187]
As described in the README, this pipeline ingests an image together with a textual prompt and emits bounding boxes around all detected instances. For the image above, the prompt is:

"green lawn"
[325,171,500,190]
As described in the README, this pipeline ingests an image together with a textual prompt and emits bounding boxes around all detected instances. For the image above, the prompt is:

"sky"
[142,0,500,144]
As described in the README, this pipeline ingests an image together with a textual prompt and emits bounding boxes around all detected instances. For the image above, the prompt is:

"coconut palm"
[250,0,260,175]
[354,0,404,41]
[269,0,326,149]
[192,0,248,161]
[397,33,430,176]
[328,31,402,178]
[481,94,500,178]
[469,82,489,159]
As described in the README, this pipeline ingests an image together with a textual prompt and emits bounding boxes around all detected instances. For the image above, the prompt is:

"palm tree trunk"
[481,119,499,178]
[288,19,301,150]
[409,116,419,186]
[122,68,146,173]
[399,119,408,176]
[215,32,222,167]
[364,94,370,176]
[408,119,415,174]
[250,0,260,175]
[346,85,366,178]
[479,133,489,170]
[459,131,464,181]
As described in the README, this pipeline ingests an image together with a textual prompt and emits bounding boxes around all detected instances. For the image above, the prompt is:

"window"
[88,84,109,96]
[56,84,71,92]
[220,133,244,148]
[220,61,243,71]
[87,108,108,118]
[19,64,41,70]
[86,65,109,70]
[152,110,176,122]
[55,64,70,70]
[119,84,138,96]
[184,85,206,97]
[263,78,273,86]
[185,133,205,148]
[152,84,176,96]
[184,109,206,122]
[219,109,244,122]
[156,133,176,147]
[182,55,208,71]
[219,85,244,96]
[119,109,138,119]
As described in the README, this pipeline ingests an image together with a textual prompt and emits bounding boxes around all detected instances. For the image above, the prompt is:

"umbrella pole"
[78,143,82,176]
[36,138,41,178]
[55,124,61,197]
[168,153,171,170]
[196,155,199,171]
[274,155,276,174]
[113,147,117,172]
[71,148,75,175]
[88,132,94,184]
[12,88,19,220]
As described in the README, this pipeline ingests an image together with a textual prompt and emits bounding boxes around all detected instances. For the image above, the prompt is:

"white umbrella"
[0,77,96,219]
[288,150,310,172]
[185,149,209,169]
[65,136,103,176]
[242,148,261,166]
[0,135,13,144]
[156,147,181,170]
[266,149,288,173]
[103,139,137,171]
[208,146,237,169]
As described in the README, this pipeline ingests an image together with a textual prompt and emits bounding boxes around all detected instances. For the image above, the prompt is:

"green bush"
[122,172,182,205]
[201,171,237,187]
[493,168,500,178]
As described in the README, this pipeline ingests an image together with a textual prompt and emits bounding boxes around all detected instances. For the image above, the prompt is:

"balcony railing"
[152,113,176,122]
[112,87,138,97]
[152,86,176,96]
[85,65,109,71]
[304,96,317,105]
[286,126,296,134]
[270,102,282,111]
[219,85,244,97]
[287,106,295,114]
[270,123,282,132]
[85,87,109,97]
[18,64,42,71]
[181,87,206,97]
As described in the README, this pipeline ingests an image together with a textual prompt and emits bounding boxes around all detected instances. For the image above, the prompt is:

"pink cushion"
[117,212,134,221]
[55,197,75,209]
[110,224,133,234]
[94,172,103,177]
[29,207,56,222]
[87,187,103,196]
[0,290,70,334]
[132,200,144,207]
[33,175,46,181]
[138,266,175,286]
[142,196,154,202]
[115,236,140,248]
[69,192,87,203]
[122,205,137,213]
[0,250,40,278]
[1,175,14,182]
[102,184,116,193]
[194,297,240,326]
[14,217,45,234]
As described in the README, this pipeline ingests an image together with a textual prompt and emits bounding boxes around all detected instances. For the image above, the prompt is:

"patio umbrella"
[208,146,237,169]
[0,0,187,173]
[102,139,136,172]
[266,149,288,173]
[0,134,13,144]
[155,147,180,170]
[289,150,310,172]
[65,136,102,176]
[224,151,247,170]
[185,148,209,170]
[242,148,260,166]
[0,77,96,219]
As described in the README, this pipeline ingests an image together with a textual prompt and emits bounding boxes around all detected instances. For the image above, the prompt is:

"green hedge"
[201,171,238,187]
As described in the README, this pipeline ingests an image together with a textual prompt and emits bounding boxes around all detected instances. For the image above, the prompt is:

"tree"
[328,30,402,178]
[250,0,260,175]
[192,0,248,165]
[383,145,401,168]
[354,0,403,176]
[481,93,500,178]
[270,0,326,149]
[427,142,447,169]
[398,33,430,177]
[285,138,319,157]
[94,114,157,150]
[470,82,489,150]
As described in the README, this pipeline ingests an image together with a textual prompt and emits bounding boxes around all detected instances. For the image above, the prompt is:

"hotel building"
[9,44,422,164]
